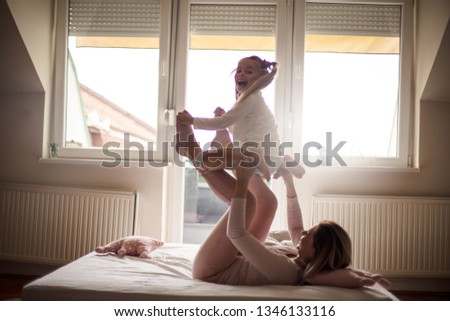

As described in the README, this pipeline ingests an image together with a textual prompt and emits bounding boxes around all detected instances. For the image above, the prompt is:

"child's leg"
[253,148,271,181]
[210,129,232,150]
[175,122,252,172]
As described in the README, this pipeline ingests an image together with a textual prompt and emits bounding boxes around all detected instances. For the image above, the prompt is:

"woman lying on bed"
[175,121,391,288]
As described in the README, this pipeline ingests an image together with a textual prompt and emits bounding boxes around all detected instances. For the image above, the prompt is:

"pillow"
[95,236,164,258]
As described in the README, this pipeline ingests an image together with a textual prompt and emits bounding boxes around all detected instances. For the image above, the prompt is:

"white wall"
[415,0,450,100]
[413,0,450,168]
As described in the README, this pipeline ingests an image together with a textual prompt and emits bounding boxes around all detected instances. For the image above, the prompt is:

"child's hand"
[214,107,225,117]
[177,110,194,125]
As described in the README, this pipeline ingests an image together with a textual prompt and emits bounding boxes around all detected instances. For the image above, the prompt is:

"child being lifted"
[177,55,305,180]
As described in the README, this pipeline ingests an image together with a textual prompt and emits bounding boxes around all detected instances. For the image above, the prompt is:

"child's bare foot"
[282,155,305,179]
[175,119,201,161]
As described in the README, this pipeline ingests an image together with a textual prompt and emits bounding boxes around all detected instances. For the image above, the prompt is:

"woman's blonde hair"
[303,220,352,280]
[235,56,279,102]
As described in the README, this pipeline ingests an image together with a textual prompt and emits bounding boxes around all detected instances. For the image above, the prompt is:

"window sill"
[40,157,103,166]
[40,157,420,173]
[303,165,420,174]
[39,157,172,168]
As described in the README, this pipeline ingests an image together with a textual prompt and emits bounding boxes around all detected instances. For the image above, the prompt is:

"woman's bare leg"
[192,170,257,280]
[176,123,257,279]
[247,175,278,242]
[176,122,277,279]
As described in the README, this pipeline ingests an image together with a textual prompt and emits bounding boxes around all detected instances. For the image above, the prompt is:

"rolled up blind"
[306,3,401,37]
[190,4,277,36]
[68,0,160,37]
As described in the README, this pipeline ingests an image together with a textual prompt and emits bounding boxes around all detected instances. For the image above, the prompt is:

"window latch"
[164,109,175,126]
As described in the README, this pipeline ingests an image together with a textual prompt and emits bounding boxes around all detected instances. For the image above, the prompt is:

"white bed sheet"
[22,243,398,301]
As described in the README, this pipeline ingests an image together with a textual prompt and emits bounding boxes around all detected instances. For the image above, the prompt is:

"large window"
[291,1,413,168]
[53,0,412,167]
[53,0,171,162]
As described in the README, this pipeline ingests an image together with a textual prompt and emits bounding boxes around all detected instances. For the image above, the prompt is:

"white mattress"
[22,243,398,301]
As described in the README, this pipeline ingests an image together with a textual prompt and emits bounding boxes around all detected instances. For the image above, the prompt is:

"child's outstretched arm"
[179,96,254,131]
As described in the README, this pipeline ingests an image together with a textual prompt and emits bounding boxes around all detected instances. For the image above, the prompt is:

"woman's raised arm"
[275,168,304,246]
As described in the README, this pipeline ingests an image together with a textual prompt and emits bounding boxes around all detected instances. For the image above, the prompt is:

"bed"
[22,239,398,301]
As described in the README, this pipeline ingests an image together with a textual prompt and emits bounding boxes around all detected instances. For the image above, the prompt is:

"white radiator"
[311,194,450,277]
[0,183,136,264]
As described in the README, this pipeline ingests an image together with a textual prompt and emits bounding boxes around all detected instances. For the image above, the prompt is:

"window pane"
[66,1,160,149]
[302,3,401,160]
[183,4,277,243]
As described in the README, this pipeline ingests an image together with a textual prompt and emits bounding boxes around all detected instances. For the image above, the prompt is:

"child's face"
[234,58,262,94]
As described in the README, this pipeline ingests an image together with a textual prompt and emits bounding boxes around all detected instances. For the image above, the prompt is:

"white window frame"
[290,0,414,168]
[51,0,413,169]
[51,0,174,163]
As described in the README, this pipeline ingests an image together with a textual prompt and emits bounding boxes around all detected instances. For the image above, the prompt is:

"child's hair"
[235,56,279,102]
[303,220,352,280]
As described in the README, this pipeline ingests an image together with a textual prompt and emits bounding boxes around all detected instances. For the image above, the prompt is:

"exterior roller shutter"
[68,0,160,37]
[306,3,401,37]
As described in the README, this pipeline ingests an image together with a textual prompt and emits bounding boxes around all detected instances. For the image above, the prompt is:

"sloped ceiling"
[421,19,450,103]
[0,0,43,93]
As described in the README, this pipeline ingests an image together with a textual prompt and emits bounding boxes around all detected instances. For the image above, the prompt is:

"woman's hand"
[308,267,391,289]
[348,268,392,289]
[177,110,194,125]
[273,167,293,182]
[274,167,296,198]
